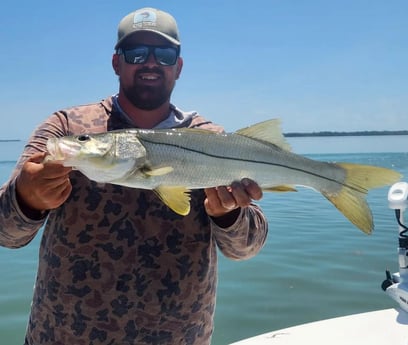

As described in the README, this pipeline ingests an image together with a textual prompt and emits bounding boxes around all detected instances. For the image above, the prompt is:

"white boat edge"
[230,308,408,345]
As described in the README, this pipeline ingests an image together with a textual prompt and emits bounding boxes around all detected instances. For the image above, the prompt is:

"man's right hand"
[15,152,72,218]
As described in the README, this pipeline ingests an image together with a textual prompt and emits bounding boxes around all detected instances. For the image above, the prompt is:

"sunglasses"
[117,45,180,66]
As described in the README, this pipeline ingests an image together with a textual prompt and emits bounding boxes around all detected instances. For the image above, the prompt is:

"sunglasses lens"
[124,46,149,64]
[121,46,179,66]
[154,47,178,66]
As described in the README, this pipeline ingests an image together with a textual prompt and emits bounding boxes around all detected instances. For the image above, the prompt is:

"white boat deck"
[231,308,408,345]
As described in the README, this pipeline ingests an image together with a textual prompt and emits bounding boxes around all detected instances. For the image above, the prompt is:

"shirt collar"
[111,94,195,129]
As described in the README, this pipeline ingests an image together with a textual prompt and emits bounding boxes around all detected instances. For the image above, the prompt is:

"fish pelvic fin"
[154,186,191,216]
[144,166,174,176]
[263,185,298,192]
[236,119,292,151]
[322,163,402,234]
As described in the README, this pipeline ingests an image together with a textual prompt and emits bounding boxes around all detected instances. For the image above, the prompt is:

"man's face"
[113,32,183,110]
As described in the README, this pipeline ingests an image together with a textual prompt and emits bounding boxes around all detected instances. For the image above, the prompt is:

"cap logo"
[133,10,157,29]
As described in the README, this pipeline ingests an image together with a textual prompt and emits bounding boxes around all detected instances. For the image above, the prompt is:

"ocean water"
[1,136,408,345]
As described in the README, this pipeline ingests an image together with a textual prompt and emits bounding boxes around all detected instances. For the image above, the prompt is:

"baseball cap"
[115,8,180,49]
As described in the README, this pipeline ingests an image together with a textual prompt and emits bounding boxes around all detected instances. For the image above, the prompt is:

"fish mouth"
[46,138,82,161]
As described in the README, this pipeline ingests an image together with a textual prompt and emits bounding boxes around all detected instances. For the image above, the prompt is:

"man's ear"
[176,57,183,79]
[112,54,120,76]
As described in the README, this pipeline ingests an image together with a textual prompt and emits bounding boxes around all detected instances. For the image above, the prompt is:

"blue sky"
[1,0,406,139]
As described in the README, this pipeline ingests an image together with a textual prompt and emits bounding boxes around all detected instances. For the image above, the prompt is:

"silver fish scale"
[126,129,347,192]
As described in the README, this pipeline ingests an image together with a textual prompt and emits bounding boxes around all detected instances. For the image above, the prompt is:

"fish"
[45,119,402,234]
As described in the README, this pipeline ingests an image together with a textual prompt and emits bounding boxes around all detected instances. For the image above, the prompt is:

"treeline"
[284,130,408,138]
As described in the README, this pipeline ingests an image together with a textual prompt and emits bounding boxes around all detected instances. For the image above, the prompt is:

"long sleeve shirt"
[0,97,268,345]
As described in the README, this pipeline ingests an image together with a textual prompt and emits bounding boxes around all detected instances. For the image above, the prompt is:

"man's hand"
[16,152,72,216]
[204,178,263,219]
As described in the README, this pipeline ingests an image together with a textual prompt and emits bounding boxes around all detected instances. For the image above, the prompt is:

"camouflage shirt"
[0,97,268,345]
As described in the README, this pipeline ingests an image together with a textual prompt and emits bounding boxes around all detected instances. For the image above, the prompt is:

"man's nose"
[143,51,158,66]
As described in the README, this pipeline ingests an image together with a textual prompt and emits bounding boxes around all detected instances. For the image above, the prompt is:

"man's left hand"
[204,178,263,218]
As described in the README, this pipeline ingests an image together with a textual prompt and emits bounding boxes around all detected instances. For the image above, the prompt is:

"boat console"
[382,181,408,312]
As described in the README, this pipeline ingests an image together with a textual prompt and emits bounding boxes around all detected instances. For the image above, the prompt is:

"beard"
[121,68,174,110]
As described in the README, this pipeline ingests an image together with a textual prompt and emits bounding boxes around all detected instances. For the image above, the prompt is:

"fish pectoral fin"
[263,185,298,192]
[154,186,191,216]
[235,119,292,151]
[144,166,174,176]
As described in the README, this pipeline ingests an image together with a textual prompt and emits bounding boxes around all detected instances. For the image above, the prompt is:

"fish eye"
[77,135,91,142]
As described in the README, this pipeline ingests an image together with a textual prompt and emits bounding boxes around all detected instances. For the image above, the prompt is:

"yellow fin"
[322,163,402,234]
[236,119,291,151]
[263,185,298,192]
[144,166,174,176]
[154,186,191,216]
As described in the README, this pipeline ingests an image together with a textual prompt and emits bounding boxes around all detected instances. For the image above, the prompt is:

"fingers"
[211,186,237,210]
[240,178,263,201]
[204,187,234,217]
[42,173,72,199]
[16,155,73,213]
[28,151,48,164]
[42,160,72,178]
[204,178,263,218]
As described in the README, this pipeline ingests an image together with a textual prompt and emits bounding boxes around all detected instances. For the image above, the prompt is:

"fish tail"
[321,163,402,234]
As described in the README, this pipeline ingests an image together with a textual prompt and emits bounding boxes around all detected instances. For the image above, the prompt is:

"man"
[0,8,268,345]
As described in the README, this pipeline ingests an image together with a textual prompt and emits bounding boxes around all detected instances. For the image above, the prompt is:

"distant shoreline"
[284,130,408,138]
[0,139,21,142]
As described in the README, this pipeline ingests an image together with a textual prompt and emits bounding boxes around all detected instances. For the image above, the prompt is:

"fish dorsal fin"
[235,119,291,151]
[154,186,191,216]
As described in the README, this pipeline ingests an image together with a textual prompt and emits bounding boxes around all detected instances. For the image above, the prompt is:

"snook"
[46,119,402,234]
